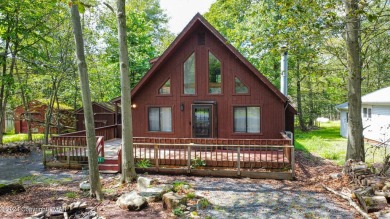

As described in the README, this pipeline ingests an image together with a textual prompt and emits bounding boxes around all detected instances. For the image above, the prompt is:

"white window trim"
[362,106,372,119]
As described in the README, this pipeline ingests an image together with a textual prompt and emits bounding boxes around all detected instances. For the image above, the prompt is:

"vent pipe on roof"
[280,46,288,96]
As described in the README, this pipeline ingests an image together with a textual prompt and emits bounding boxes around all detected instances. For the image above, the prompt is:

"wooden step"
[99,170,120,174]
[101,158,118,165]
[99,164,120,173]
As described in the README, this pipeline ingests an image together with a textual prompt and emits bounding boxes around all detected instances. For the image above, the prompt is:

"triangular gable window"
[235,77,248,94]
[209,52,222,94]
[159,78,171,95]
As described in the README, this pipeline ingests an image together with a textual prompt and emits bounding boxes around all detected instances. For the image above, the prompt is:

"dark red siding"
[131,25,288,139]
[76,103,116,131]
[14,100,73,134]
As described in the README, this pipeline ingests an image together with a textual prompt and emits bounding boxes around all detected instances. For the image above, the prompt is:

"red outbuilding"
[14,100,74,134]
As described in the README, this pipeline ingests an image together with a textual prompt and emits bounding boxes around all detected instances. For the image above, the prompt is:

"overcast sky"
[160,0,216,34]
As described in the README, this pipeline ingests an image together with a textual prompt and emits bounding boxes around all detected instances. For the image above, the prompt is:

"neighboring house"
[75,102,119,131]
[14,100,74,134]
[336,86,390,144]
[112,14,296,139]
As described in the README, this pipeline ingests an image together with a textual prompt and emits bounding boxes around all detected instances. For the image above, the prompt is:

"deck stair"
[98,157,120,174]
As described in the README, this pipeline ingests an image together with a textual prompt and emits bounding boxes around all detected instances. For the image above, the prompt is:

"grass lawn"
[295,121,387,165]
[3,133,44,144]
[295,121,347,165]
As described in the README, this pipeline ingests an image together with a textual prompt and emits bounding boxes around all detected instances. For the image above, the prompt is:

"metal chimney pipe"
[280,49,288,96]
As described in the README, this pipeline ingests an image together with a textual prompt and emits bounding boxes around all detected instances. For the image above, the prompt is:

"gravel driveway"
[194,180,353,218]
[154,176,355,219]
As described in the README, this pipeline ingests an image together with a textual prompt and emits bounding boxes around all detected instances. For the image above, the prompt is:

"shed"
[335,102,348,138]
[75,102,118,131]
[336,86,390,144]
[112,14,296,139]
[14,100,74,134]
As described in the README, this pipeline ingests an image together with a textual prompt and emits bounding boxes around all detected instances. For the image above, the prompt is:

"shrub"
[173,181,190,193]
[198,198,210,209]
[136,159,152,168]
[191,156,206,168]
[65,192,78,199]
[172,207,184,216]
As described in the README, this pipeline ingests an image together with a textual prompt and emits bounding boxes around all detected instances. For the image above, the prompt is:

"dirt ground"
[0,151,376,218]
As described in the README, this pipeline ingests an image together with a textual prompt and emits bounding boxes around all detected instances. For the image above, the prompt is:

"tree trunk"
[56,94,61,134]
[0,16,12,144]
[308,76,314,127]
[296,61,307,131]
[117,0,137,183]
[44,76,59,145]
[345,0,365,162]
[70,2,103,200]
[15,61,32,141]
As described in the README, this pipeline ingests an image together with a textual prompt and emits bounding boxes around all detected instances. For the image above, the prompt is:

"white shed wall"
[363,105,390,143]
[339,111,348,138]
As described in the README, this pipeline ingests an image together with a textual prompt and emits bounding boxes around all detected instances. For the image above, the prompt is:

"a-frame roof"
[112,13,293,110]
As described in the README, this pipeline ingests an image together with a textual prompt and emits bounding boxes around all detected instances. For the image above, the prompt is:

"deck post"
[101,138,105,157]
[187,144,192,173]
[237,147,241,176]
[67,147,70,168]
[154,144,159,172]
[42,145,46,167]
[291,146,295,178]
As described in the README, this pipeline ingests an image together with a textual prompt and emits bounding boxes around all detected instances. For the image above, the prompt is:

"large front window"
[148,107,172,132]
[184,53,195,94]
[234,107,260,133]
[208,52,221,94]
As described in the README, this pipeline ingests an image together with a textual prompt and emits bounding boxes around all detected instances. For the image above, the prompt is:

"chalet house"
[75,102,119,131]
[46,14,296,179]
[14,100,74,134]
[336,86,390,144]
[112,14,296,139]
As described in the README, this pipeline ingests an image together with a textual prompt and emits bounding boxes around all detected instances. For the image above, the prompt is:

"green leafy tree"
[0,0,57,142]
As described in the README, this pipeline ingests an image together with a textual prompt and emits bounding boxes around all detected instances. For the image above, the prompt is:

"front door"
[192,105,213,138]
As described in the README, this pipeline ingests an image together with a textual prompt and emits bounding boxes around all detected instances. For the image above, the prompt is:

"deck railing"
[42,145,88,168]
[118,136,295,179]
[42,135,105,168]
[130,143,293,168]
[59,125,117,141]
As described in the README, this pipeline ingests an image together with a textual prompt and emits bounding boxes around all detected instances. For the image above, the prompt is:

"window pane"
[148,108,160,131]
[363,108,367,118]
[368,108,371,118]
[159,79,171,94]
[235,77,248,94]
[160,107,172,132]
[209,52,221,94]
[234,107,246,132]
[247,107,260,133]
[184,53,195,94]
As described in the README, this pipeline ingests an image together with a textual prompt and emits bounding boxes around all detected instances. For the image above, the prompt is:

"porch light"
[131,104,137,109]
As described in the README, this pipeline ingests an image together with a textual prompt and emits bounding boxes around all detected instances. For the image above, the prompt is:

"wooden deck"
[42,125,295,179]
[105,139,290,168]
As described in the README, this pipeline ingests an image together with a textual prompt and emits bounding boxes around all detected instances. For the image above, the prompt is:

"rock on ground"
[79,181,90,191]
[137,176,157,190]
[162,191,187,211]
[140,184,173,203]
[116,191,148,211]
